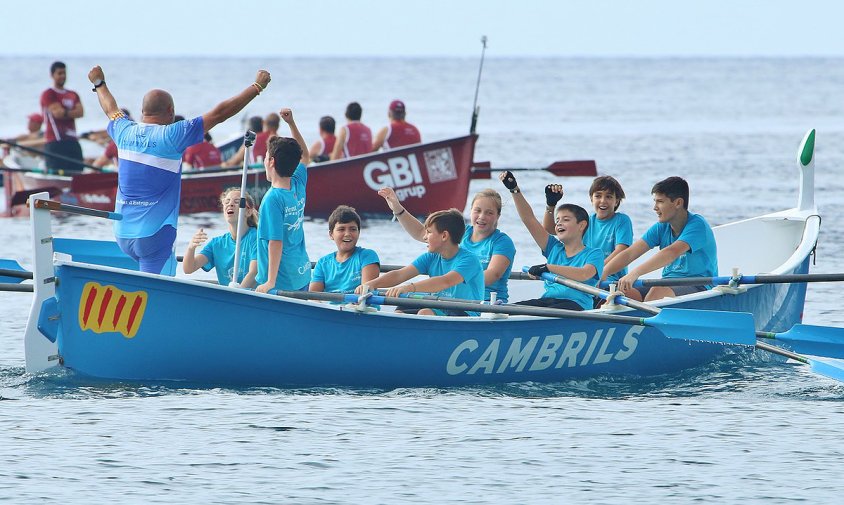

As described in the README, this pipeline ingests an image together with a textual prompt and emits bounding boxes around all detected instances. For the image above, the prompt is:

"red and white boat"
[3,134,595,218]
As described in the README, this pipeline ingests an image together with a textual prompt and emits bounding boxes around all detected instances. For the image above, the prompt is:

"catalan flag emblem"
[78,282,148,338]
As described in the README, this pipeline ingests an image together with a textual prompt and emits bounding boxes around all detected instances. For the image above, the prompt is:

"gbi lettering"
[363,154,427,201]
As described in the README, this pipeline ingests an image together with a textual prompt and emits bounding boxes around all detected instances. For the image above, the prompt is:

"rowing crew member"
[372,99,421,151]
[308,116,336,163]
[330,102,371,160]
[602,176,718,301]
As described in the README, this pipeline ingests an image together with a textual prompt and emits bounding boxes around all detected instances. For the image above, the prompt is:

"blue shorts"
[117,225,177,275]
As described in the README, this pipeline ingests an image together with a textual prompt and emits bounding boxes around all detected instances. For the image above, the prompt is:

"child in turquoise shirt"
[310,205,380,294]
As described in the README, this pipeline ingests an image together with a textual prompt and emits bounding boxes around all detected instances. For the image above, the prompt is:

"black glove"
[528,264,549,277]
[545,185,563,207]
[500,170,518,191]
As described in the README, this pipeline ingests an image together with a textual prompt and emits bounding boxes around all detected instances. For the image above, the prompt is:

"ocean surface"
[3,56,844,503]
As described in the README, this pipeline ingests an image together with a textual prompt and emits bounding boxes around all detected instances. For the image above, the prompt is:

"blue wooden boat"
[20,131,823,387]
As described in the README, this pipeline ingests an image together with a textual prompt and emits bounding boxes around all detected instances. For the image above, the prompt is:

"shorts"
[117,225,177,275]
[634,284,708,299]
[45,140,84,173]
[516,298,585,311]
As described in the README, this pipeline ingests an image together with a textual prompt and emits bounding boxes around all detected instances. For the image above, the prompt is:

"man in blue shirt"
[603,176,718,302]
[87,65,271,274]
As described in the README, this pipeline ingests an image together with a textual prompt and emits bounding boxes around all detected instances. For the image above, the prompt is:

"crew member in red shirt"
[372,100,421,151]
[330,102,372,160]
[40,61,84,173]
[308,115,336,163]
[183,133,224,170]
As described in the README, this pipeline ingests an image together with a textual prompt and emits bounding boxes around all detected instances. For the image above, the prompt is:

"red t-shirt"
[250,131,272,163]
[385,121,421,148]
[40,87,81,143]
[319,134,336,157]
[104,141,118,161]
[342,122,372,158]
[183,141,223,169]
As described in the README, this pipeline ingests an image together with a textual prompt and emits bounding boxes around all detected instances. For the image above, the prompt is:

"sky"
[3,0,843,58]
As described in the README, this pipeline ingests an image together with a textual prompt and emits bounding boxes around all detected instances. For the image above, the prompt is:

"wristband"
[394,208,406,217]
[251,83,262,94]
[509,187,520,194]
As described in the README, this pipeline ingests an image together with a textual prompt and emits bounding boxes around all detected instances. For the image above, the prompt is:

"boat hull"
[47,258,807,388]
[2,135,477,218]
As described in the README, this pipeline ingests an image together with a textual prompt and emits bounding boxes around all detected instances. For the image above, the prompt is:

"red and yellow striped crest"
[78,282,148,339]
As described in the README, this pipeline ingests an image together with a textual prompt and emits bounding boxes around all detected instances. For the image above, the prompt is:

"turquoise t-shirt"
[199,227,258,285]
[312,247,380,293]
[584,212,634,282]
[460,226,516,302]
[411,247,485,302]
[542,236,604,310]
[256,163,311,290]
[641,212,718,279]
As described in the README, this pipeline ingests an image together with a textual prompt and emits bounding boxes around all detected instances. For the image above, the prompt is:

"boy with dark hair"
[255,108,312,294]
[356,208,484,316]
[543,175,633,283]
[603,176,718,301]
[501,171,604,311]
[310,205,381,294]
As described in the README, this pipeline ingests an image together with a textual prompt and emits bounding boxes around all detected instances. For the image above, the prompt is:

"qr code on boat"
[423,148,458,184]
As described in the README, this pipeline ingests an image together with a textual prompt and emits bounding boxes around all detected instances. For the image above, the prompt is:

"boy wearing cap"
[372,99,421,151]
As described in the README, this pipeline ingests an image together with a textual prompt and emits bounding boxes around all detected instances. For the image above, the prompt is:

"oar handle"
[0,268,33,280]
[528,267,659,315]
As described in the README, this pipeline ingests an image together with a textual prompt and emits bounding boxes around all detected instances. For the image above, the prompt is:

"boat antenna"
[469,35,488,135]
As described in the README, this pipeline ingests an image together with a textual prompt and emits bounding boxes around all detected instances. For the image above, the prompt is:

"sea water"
[2,57,844,503]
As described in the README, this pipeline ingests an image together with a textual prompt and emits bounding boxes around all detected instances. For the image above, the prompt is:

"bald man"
[88,65,271,275]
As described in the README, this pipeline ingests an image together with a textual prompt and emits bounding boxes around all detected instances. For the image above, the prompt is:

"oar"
[1,138,104,172]
[0,283,33,293]
[271,289,755,345]
[757,324,844,360]
[229,130,256,287]
[537,269,844,381]
[470,160,597,179]
[0,259,31,284]
[600,272,844,289]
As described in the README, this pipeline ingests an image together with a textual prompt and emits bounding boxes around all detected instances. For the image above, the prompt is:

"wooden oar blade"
[805,356,844,383]
[646,308,757,345]
[0,259,29,284]
[768,324,844,359]
[546,160,598,177]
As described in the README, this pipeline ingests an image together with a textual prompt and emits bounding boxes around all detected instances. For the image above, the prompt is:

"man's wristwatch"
[91,79,105,92]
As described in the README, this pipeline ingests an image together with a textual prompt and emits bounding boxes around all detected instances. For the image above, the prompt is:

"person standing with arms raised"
[41,61,84,173]
[330,102,371,160]
[87,65,271,275]
[372,99,421,151]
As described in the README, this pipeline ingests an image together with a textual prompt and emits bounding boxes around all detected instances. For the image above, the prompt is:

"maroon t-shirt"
[342,122,372,158]
[40,87,81,142]
[385,121,421,148]
[183,141,223,169]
